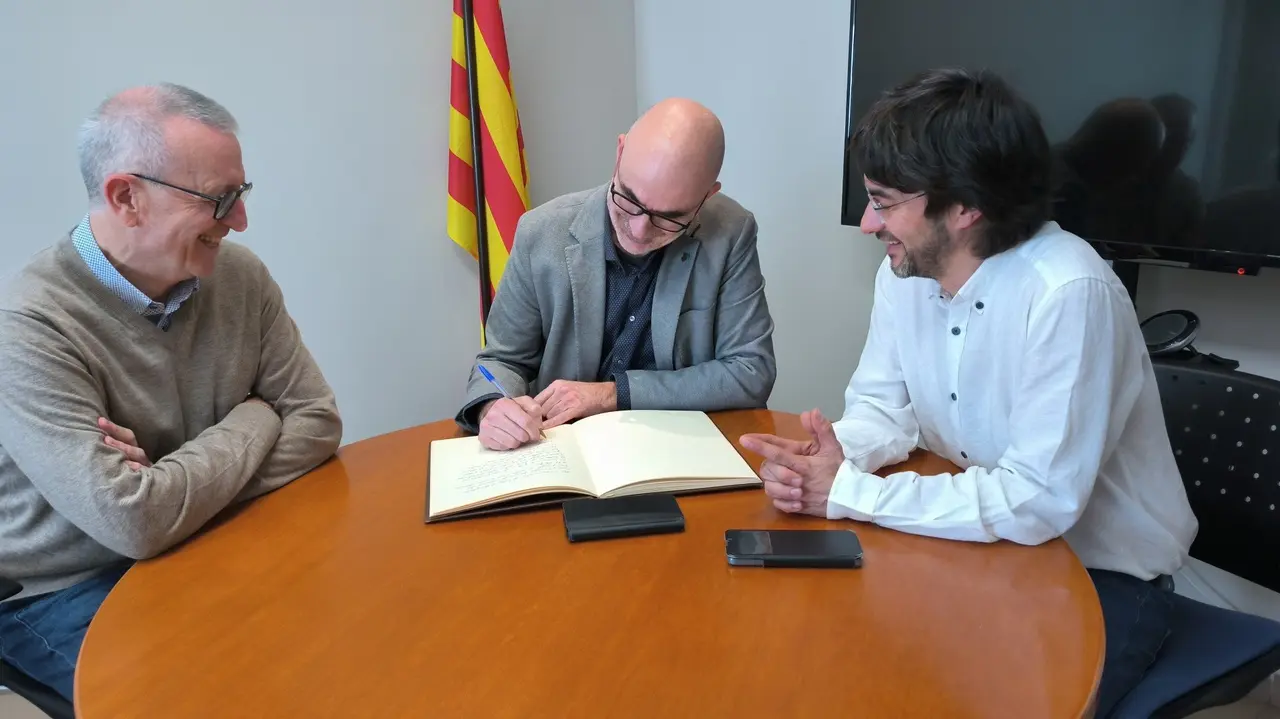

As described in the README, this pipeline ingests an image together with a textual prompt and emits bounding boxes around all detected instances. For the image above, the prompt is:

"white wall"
[503,1,639,206]
[635,0,875,419]
[0,0,637,444]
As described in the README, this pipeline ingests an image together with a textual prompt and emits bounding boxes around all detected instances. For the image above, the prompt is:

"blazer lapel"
[651,235,700,371]
[566,187,609,380]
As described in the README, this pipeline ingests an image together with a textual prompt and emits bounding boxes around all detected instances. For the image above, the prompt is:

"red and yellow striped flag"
[447,0,530,314]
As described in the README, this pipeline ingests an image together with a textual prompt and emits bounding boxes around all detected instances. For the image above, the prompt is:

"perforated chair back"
[1152,357,1280,593]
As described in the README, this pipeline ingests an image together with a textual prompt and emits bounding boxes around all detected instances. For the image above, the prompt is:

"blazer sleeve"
[455,214,545,432]
[625,214,777,410]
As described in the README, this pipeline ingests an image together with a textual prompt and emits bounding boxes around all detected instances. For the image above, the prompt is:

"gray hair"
[77,82,238,205]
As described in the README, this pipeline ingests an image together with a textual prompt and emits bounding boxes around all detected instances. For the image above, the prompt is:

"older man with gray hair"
[0,83,342,700]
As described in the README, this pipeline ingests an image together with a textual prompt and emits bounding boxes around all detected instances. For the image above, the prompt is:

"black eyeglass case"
[561,494,686,543]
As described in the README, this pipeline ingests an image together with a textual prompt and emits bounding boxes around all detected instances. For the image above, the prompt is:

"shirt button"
[975,301,985,310]
[951,326,961,336]
[961,451,968,459]
[628,315,635,322]
[950,392,957,401]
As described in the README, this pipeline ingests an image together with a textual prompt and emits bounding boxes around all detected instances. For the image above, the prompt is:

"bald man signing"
[456,99,777,449]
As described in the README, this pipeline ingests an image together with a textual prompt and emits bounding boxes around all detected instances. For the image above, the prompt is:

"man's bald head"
[608,98,725,255]
[617,98,725,200]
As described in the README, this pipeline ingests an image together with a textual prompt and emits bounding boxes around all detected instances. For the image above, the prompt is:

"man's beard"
[882,220,951,280]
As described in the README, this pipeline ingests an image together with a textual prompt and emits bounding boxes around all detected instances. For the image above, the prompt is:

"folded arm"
[827,278,1142,546]
[625,220,776,410]
[234,266,343,502]
[0,311,282,560]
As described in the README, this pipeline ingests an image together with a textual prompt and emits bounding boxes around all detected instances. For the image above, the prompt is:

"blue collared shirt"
[70,215,198,331]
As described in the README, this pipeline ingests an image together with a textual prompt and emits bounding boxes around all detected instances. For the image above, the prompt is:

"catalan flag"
[447,0,530,329]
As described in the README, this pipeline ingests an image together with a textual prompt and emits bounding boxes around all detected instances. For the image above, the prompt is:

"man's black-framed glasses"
[610,182,704,233]
[130,173,252,221]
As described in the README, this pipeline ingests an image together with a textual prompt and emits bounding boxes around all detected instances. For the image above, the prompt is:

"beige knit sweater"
[0,236,342,600]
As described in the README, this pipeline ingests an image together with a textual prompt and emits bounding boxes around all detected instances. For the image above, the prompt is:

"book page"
[428,427,593,517]
[570,410,759,496]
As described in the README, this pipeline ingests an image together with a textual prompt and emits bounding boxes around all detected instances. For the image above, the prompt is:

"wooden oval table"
[76,410,1104,718]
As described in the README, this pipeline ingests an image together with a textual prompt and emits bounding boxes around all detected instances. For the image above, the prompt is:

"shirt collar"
[929,221,1058,305]
[929,256,992,307]
[70,215,200,323]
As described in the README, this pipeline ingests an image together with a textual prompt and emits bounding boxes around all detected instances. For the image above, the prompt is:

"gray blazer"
[456,183,776,431]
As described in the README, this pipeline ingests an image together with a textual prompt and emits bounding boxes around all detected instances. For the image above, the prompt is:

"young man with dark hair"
[740,68,1198,717]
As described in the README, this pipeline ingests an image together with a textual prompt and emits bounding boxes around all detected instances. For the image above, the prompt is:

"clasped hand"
[98,417,151,470]
[738,409,846,517]
[477,380,616,451]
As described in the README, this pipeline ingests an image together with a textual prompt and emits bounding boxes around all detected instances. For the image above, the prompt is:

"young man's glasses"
[130,174,252,221]
[866,190,925,220]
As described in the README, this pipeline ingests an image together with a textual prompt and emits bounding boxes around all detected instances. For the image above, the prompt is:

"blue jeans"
[1089,568,1175,718]
[0,564,131,701]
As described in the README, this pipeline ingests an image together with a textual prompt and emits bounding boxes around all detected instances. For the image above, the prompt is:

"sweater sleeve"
[234,264,343,502]
[0,310,283,560]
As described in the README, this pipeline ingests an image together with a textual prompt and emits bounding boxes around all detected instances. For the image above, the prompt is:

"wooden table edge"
[74,408,1106,716]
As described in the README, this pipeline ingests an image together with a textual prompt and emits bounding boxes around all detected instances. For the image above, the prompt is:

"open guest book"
[425,410,761,521]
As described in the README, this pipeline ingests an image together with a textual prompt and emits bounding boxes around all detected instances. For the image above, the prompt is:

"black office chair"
[0,577,75,719]
[1112,357,1280,718]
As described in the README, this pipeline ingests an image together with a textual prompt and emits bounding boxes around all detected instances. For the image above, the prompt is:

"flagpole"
[461,0,494,326]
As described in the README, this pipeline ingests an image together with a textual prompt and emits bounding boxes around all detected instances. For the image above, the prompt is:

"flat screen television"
[841,0,1280,275]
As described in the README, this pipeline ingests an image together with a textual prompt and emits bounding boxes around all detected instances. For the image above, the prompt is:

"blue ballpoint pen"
[478,364,547,439]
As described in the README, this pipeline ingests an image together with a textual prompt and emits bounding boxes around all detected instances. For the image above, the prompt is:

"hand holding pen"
[476,364,548,450]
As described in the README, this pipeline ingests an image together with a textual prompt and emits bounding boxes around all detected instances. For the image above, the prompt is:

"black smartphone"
[724,529,864,568]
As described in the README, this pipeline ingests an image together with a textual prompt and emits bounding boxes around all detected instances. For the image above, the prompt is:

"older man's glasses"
[610,183,701,233]
[130,174,252,221]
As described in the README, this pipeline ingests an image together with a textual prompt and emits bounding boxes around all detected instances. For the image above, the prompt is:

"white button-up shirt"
[830,221,1198,580]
